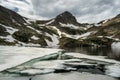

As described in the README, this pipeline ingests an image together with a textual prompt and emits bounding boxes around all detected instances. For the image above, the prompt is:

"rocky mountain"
[51,11,80,25]
[0,5,120,48]
[0,5,49,47]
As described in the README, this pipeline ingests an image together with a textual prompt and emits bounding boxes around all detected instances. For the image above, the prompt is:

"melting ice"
[0,46,120,80]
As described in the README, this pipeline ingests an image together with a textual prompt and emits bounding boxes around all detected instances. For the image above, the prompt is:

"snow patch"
[26,26,41,33]
[74,32,93,39]
[46,19,55,25]
[59,23,84,30]
[86,24,93,29]
[94,23,101,27]
[31,36,39,40]
[0,24,18,34]
[50,26,62,37]
[98,36,119,41]
[0,35,16,42]
[49,26,94,39]
[0,24,18,42]
[45,33,59,48]
[16,42,41,47]
[103,19,109,24]
[105,64,120,78]
[61,31,93,40]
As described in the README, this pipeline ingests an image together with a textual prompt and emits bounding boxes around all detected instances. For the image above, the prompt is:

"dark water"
[64,46,120,61]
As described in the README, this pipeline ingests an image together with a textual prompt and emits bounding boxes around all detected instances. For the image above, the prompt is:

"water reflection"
[64,46,120,61]
[110,45,120,60]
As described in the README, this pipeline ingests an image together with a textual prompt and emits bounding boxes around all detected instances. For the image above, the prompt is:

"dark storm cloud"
[31,0,120,23]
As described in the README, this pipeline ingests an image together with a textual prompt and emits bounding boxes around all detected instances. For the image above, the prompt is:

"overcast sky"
[1,0,120,23]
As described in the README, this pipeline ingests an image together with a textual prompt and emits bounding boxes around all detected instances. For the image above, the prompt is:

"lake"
[64,46,120,61]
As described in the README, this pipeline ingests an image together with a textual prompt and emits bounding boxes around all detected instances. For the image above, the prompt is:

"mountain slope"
[0,5,120,48]
[0,5,50,47]
[91,14,120,41]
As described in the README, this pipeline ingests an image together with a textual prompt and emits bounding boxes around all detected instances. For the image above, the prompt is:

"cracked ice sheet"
[65,53,120,78]
[65,53,120,64]
[33,72,116,80]
[0,72,117,80]
[0,46,61,72]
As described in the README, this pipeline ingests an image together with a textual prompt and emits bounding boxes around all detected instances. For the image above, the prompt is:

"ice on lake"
[0,46,120,80]
[0,46,62,72]
[0,72,117,80]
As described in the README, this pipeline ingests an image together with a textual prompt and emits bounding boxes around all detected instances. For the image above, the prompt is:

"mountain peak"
[60,11,73,16]
[54,11,77,24]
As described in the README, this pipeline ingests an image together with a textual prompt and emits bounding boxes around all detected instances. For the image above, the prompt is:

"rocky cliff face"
[0,5,120,48]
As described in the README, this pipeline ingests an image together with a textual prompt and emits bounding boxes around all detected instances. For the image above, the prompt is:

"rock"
[54,69,71,73]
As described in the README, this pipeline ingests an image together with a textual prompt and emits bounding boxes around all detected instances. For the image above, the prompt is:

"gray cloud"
[30,0,120,23]
[1,0,120,23]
